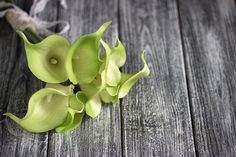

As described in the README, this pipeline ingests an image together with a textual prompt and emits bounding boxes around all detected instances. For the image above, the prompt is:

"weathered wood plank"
[0,1,58,156]
[119,0,196,156]
[47,0,122,157]
[178,0,236,156]
[0,9,19,157]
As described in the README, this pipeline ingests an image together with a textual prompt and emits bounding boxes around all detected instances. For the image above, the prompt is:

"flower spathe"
[18,31,70,83]
[4,84,74,132]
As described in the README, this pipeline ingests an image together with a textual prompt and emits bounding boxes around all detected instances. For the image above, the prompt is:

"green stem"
[1,0,42,43]
[23,28,43,44]
[5,0,14,3]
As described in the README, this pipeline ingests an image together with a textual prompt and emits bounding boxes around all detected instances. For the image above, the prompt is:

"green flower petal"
[17,31,70,83]
[110,39,126,68]
[66,21,111,84]
[85,95,102,118]
[106,61,121,86]
[55,92,87,133]
[79,74,101,98]
[67,111,84,131]
[80,71,106,118]
[55,107,85,133]
[100,89,114,103]
[4,84,74,133]
[55,107,75,133]
[69,92,87,113]
[100,39,121,86]
[118,51,150,98]
[99,87,120,104]
[106,86,119,96]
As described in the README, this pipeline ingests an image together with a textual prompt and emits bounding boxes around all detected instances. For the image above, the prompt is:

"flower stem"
[23,28,43,43]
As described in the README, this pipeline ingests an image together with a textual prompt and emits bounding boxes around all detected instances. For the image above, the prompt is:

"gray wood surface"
[178,0,236,156]
[0,0,236,156]
[119,0,195,156]
[47,0,122,157]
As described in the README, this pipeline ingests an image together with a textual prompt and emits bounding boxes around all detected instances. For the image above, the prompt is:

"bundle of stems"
[0,0,68,43]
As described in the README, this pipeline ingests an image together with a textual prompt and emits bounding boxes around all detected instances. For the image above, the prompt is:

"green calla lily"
[17,31,70,83]
[79,38,126,118]
[99,50,150,103]
[66,21,111,84]
[56,91,87,133]
[4,84,74,133]
[56,108,85,133]
[118,51,150,98]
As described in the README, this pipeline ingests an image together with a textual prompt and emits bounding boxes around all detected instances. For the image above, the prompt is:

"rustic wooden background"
[0,0,236,156]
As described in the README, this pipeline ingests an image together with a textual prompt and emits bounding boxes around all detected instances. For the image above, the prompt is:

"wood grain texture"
[0,9,20,157]
[0,1,58,156]
[47,0,122,157]
[119,0,196,156]
[178,0,236,156]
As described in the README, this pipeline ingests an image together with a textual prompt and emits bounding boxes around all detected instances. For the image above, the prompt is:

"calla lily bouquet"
[4,21,150,133]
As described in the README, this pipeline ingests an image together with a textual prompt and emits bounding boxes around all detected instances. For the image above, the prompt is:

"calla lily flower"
[80,40,149,118]
[79,38,126,118]
[4,84,74,133]
[99,50,150,103]
[66,21,112,84]
[56,91,87,133]
[118,51,150,98]
[17,31,70,83]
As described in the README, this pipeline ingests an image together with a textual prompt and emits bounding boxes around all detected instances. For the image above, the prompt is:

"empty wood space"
[0,0,235,156]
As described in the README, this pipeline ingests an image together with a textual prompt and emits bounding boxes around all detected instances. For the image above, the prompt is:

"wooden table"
[0,0,235,156]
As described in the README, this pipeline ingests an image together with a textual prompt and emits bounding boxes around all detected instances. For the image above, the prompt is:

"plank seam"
[117,0,125,156]
[176,0,198,156]
[46,131,51,157]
